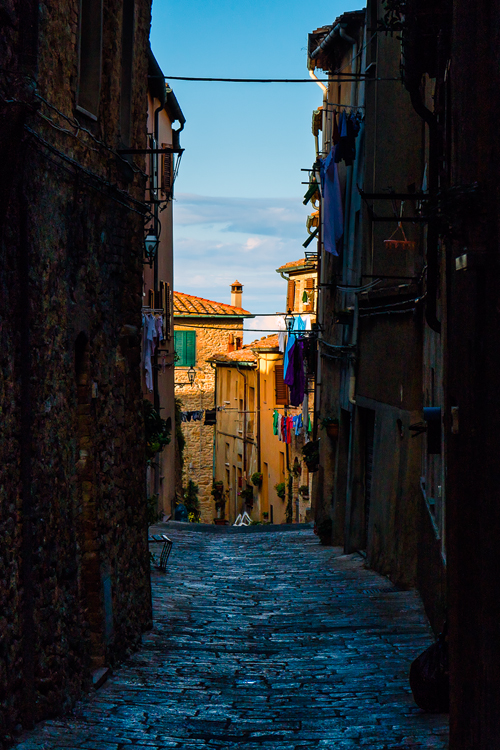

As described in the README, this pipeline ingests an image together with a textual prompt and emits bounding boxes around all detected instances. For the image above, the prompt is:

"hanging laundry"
[302,314,312,331]
[155,315,163,343]
[334,111,361,166]
[320,147,344,256]
[284,315,306,381]
[273,410,279,435]
[286,338,306,407]
[142,313,157,392]
[276,317,287,353]
[332,110,340,146]
[286,416,293,444]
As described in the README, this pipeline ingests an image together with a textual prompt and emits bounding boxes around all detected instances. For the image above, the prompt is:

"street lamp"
[284,308,294,333]
[144,233,160,267]
[187,366,196,385]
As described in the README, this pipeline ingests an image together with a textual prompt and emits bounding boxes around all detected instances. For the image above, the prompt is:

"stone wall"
[0,0,153,738]
[174,319,245,522]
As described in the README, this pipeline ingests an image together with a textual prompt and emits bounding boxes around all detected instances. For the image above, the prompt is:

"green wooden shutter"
[174,330,196,366]
[185,331,196,366]
[174,330,185,365]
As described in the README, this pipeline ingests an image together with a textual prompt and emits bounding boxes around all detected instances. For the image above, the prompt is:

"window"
[77,0,103,118]
[274,364,288,405]
[161,145,173,195]
[160,281,171,340]
[287,279,296,312]
[174,330,196,366]
[304,278,315,312]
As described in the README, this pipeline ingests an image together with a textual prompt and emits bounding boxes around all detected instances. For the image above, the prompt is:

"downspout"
[210,361,217,487]
[406,88,441,334]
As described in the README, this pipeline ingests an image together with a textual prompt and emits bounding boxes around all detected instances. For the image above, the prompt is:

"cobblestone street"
[16,526,449,750]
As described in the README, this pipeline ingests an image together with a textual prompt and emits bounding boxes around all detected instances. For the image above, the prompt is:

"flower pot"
[305,462,319,473]
[213,518,229,525]
[326,423,339,439]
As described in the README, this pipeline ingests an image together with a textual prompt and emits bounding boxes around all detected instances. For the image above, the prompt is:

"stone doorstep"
[92,667,112,690]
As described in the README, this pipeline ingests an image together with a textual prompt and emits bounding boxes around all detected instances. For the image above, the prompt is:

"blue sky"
[150,0,363,336]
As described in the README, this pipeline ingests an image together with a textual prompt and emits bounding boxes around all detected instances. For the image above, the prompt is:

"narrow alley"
[15,527,448,750]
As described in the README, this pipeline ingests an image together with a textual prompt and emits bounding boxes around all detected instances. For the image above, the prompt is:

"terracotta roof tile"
[174,291,253,317]
[276,258,318,272]
[250,333,280,351]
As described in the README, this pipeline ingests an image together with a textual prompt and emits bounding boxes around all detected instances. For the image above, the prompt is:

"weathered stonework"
[175,321,247,523]
[174,291,253,523]
[0,0,152,739]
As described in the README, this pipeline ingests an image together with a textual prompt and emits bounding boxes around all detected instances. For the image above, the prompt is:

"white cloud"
[173,192,311,316]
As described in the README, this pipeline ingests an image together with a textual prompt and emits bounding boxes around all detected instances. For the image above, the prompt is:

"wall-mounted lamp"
[144,233,160,267]
[284,308,294,332]
[175,366,196,388]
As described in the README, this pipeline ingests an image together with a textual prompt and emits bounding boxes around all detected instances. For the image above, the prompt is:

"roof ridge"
[173,290,252,314]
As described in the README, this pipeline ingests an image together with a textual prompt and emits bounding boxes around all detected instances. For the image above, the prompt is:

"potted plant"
[298,484,309,498]
[274,481,286,500]
[211,480,228,525]
[251,471,263,488]
[302,440,320,472]
[321,416,339,439]
[240,485,254,507]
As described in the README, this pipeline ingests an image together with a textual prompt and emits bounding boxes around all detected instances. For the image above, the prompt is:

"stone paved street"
[16,527,449,749]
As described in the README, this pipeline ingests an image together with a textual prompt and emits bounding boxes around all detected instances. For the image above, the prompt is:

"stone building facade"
[0,0,153,736]
[173,285,253,522]
[142,51,185,519]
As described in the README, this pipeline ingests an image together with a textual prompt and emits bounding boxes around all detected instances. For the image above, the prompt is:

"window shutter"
[161,143,172,194]
[174,330,185,365]
[185,331,196,366]
[304,278,315,311]
[174,330,196,366]
[275,364,288,405]
[160,281,171,339]
[287,280,295,313]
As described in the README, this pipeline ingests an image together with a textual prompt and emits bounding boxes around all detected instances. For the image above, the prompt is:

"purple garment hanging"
[320,147,343,256]
[287,339,306,407]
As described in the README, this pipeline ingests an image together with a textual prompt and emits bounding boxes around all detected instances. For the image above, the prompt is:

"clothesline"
[142,311,166,392]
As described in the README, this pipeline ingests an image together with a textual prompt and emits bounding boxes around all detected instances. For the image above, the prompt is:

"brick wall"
[174,319,245,522]
[0,0,152,737]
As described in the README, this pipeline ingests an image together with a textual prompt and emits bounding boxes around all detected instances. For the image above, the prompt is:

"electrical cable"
[149,75,400,83]
[25,126,153,220]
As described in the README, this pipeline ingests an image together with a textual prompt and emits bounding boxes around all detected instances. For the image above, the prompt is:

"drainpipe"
[406,88,441,334]
[309,23,356,61]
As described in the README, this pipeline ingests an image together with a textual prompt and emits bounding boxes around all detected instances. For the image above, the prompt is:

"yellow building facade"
[173,284,253,522]
[211,257,318,525]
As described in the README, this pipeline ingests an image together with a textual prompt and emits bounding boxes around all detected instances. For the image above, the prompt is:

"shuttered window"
[304,277,315,311]
[287,280,295,313]
[160,280,172,339]
[161,144,173,195]
[174,330,196,366]
[275,364,288,405]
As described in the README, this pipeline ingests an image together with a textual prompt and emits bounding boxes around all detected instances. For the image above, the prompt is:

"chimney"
[230,280,243,308]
